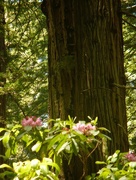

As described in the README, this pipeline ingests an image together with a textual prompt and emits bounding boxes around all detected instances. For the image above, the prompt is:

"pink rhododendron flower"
[35,118,42,126]
[86,123,96,130]
[21,116,42,128]
[126,152,136,162]
[73,123,86,133]
[73,122,96,135]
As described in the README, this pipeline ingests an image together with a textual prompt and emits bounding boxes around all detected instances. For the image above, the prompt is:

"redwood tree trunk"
[0,0,6,165]
[43,0,129,178]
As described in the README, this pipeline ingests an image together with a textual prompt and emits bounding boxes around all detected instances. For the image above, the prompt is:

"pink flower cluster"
[21,116,42,128]
[126,152,136,162]
[73,122,96,135]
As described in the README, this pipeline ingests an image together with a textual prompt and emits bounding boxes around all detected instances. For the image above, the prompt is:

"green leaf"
[71,138,79,155]
[57,141,69,154]
[6,124,14,129]
[90,130,100,136]
[99,134,111,141]
[5,148,11,158]
[40,163,48,175]
[13,161,31,178]
[47,174,56,180]
[0,164,13,171]
[0,171,15,179]
[95,161,107,165]
[55,134,69,154]
[98,127,111,133]
[88,116,98,125]
[0,155,7,160]
[32,141,42,152]
[16,131,27,140]
[46,161,60,173]
[129,162,136,168]
[114,150,120,155]
[109,150,120,163]
[31,159,40,169]
[12,124,22,130]
[47,133,63,150]
[26,139,35,147]
[24,126,32,131]
[119,176,128,180]
[3,132,10,148]
[0,128,7,133]
[73,131,87,141]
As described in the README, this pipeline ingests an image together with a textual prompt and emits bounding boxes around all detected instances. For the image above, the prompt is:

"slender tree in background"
[122,0,136,152]
[0,0,6,165]
[4,0,48,122]
[42,0,129,179]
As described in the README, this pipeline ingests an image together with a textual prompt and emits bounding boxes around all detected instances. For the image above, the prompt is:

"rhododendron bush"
[0,116,135,179]
[93,150,136,179]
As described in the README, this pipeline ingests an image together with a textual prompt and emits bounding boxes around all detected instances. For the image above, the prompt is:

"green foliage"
[0,117,110,179]
[46,117,110,167]
[0,0,135,179]
[0,158,60,180]
[94,150,136,180]
[2,0,135,153]
[3,0,48,122]
[0,117,136,179]
[122,0,136,153]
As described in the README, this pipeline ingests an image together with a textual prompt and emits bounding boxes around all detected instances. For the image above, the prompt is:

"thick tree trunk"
[0,0,6,165]
[43,0,129,178]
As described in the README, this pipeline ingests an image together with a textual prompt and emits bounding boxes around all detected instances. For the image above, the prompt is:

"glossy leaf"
[0,164,13,171]
[3,132,10,148]
[71,138,79,155]
[32,141,42,152]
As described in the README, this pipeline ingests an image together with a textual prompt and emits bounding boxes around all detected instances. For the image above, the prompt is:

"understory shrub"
[0,116,135,179]
[93,150,136,180]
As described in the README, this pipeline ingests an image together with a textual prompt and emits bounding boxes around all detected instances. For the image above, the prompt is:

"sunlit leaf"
[3,132,10,148]
[129,162,136,168]
[57,141,69,154]
[5,148,11,158]
[95,161,107,165]
[31,159,40,169]
[24,126,32,131]
[32,141,42,152]
[40,163,48,175]
[47,133,63,150]
[71,138,79,155]
[0,164,13,171]
[0,128,7,133]
[98,127,111,133]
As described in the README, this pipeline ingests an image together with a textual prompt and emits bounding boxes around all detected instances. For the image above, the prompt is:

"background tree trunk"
[0,0,6,165]
[44,0,129,178]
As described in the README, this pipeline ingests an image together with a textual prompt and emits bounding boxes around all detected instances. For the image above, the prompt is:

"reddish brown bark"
[43,0,129,178]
